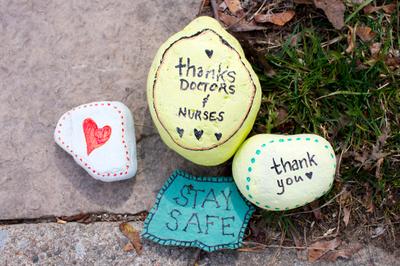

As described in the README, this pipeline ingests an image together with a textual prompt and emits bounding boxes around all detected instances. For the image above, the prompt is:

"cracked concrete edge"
[0,221,398,265]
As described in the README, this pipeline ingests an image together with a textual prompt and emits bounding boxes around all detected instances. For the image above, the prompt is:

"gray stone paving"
[0,221,397,266]
[0,0,229,220]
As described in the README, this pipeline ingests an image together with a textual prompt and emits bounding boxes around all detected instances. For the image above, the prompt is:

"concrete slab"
[0,0,229,219]
[0,222,397,265]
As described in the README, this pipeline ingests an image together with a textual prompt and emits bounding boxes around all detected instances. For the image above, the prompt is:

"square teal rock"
[141,170,254,252]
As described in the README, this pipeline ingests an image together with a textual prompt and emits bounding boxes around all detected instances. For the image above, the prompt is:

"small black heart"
[205,49,213,58]
[176,127,184,138]
[194,128,203,140]
[305,172,313,179]
[215,132,222,141]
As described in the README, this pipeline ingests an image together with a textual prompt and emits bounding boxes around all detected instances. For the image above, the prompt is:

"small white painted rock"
[232,134,336,210]
[147,16,261,166]
[54,101,137,182]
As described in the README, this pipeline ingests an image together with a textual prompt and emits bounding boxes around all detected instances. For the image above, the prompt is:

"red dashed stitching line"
[56,102,130,178]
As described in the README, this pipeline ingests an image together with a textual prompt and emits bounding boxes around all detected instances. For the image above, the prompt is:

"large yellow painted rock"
[147,16,261,166]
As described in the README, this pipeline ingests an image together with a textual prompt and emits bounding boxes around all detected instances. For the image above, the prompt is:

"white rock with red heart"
[54,101,137,182]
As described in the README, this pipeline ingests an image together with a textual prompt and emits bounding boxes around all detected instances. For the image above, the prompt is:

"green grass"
[251,2,400,232]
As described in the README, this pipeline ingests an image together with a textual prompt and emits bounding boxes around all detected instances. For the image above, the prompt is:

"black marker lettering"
[220,189,232,210]
[201,189,220,209]
[222,216,235,237]
[277,179,285,195]
[183,213,202,233]
[166,209,181,231]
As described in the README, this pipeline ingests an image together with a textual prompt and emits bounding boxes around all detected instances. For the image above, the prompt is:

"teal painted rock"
[141,170,254,252]
[232,134,336,210]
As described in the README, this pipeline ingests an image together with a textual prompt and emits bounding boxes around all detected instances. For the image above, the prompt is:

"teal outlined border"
[141,169,255,252]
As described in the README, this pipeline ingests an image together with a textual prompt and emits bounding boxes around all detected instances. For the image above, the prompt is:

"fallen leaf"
[382,4,397,14]
[385,56,400,68]
[308,238,342,262]
[363,183,375,213]
[218,11,239,26]
[254,10,296,26]
[370,42,381,56]
[119,223,142,255]
[338,189,352,205]
[123,242,135,252]
[356,26,376,42]
[310,200,323,220]
[276,107,288,125]
[364,3,396,14]
[60,213,92,224]
[375,157,384,180]
[224,0,243,15]
[346,26,356,53]
[313,0,346,29]
[322,242,362,261]
[56,218,67,224]
[343,207,351,226]
[289,33,301,47]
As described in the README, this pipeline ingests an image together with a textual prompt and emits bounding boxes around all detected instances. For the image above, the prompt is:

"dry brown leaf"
[276,107,288,125]
[346,26,356,53]
[308,238,342,262]
[254,10,295,26]
[60,213,92,224]
[338,189,352,204]
[356,26,376,42]
[224,0,243,15]
[289,33,301,47]
[322,242,362,261]
[313,0,345,29]
[119,223,142,255]
[382,4,397,14]
[218,11,239,26]
[370,42,381,56]
[123,242,135,252]
[375,157,384,180]
[363,183,375,213]
[363,4,377,14]
[385,56,400,68]
[343,207,351,226]
[310,200,322,220]
[56,218,67,224]
[364,3,396,14]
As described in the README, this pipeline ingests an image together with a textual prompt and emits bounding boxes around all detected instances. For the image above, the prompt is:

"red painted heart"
[83,118,112,155]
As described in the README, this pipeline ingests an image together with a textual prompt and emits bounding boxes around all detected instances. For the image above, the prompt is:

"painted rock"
[54,101,137,182]
[147,16,261,166]
[232,134,336,210]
